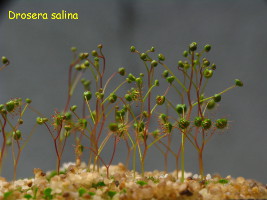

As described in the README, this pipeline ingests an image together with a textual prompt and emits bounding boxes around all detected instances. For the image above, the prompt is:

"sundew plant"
[0,42,243,182]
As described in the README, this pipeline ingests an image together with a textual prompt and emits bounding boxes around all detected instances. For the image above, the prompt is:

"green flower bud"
[176,104,187,114]
[6,139,11,146]
[81,63,88,70]
[126,78,132,83]
[36,117,48,125]
[136,77,143,86]
[142,111,149,118]
[194,117,202,127]
[211,63,216,70]
[154,79,159,86]
[13,130,21,140]
[75,64,82,71]
[83,53,89,58]
[70,105,77,112]
[139,73,144,77]
[159,113,167,123]
[140,53,147,60]
[25,98,32,104]
[18,119,24,124]
[130,46,136,52]
[125,94,132,102]
[204,44,211,52]
[215,118,228,129]
[108,93,117,103]
[201,118,212,130]
[64,112,72,120]
[178,118,190,129]
[203,60,210,66]
[79,53,88,60]
[118,67,126,76]
[165,122,173,133]
[166,76,175,84]
[91,50,98,57]
[213,94,221,102]
[162,70,169,78]
[71,47,77,52]
[97,44,103,49]
[109,123,119,132]
[14,98,21,106]
[193,59,199,65]
[156,95,165,105]
[94,57,99,62]
[183,51,188,57]
[235,79,243,87]
[203,69,213,78]
[83,91,92,101]
[178,60,184,68]
[0,104,4,110]
[158,53,165,61]
[2,56,8,64]
[91,111,96,121]
[128,73,136,81]
[151,60,158,67]
[184,62,190,70]
[78,119,87,130]
[6,101,15,112]
[150,46,155,52]
[83,80,91,90]
[84,60,90,67]
[95,92,104,99]
[207,99,216,110]
[189,42,197,51]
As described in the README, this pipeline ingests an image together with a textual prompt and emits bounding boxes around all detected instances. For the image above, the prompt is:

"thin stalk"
[13,141,21,180]
[0,115,7,172]
[180,131,185,183]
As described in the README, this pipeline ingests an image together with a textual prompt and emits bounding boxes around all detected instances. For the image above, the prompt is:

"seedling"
[78,187,87,197]
[0,43,243,187]
[3,191,13,200]
[0,97,36,179]
[107,191,117,199]
[218,179,229,184]
[136,180,148,186]
[43,188,53,200]
[92,181,106,188]
[24,194,32,200]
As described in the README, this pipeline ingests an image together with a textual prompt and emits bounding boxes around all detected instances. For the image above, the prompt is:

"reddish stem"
[0,115,7,170]
[13,141,21,180]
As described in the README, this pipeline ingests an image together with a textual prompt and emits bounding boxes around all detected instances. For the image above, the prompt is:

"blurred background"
[0,0,267,182]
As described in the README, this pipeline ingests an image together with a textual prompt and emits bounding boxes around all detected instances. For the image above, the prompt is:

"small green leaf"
[107,191,117,199]
[218,179,229,184]
[92,181,106,188]
[24,194,33,199]
[78,188,86,197]
[4,191,13,200]
[136,180,147,186]
[43,188,53,200]
[88,192,96,196]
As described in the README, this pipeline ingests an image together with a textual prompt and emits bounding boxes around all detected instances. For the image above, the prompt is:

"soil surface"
[0,163,267,200]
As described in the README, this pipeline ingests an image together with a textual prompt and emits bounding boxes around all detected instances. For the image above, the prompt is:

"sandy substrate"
[0,163,267,200]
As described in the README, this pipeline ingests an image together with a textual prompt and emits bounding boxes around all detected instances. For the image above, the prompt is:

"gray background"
[1,0,267,182]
